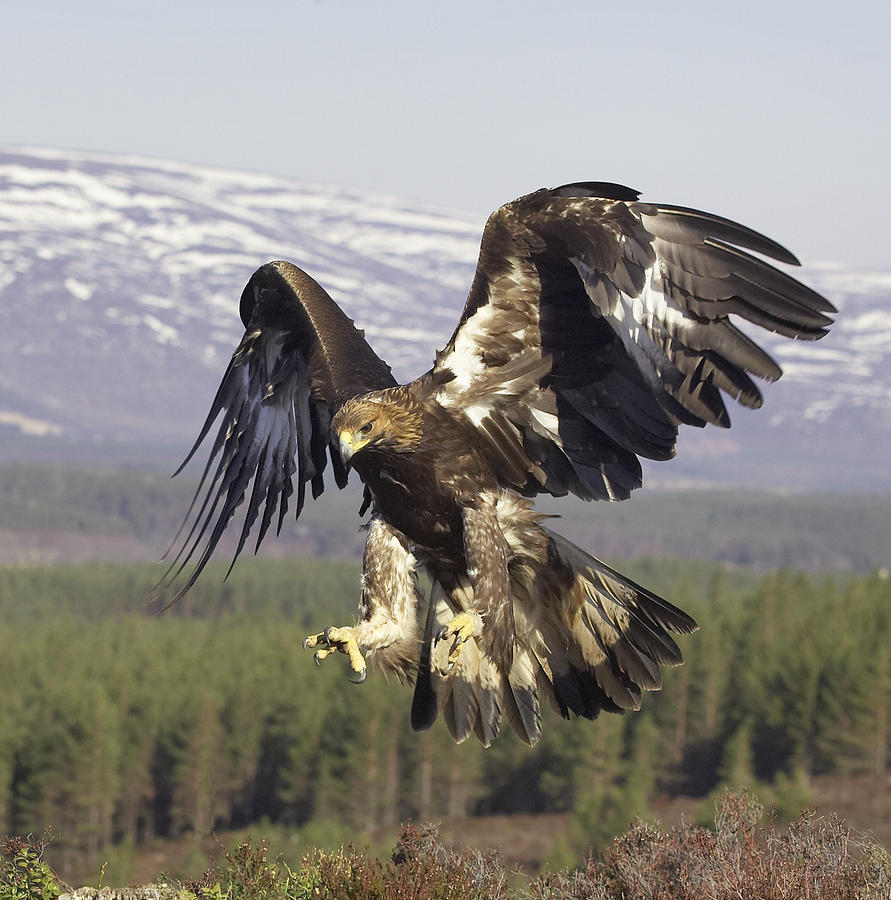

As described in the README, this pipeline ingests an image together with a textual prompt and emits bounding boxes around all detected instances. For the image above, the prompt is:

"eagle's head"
[332,390,423,465]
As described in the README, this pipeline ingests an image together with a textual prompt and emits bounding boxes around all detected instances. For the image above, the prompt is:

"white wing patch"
[572,256,693,395]
[442,301,505,397]
[529,406,560,435]
[437,253,541,405]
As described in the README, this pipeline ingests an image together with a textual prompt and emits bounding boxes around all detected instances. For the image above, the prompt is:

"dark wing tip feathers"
[553,181,641,201]
[551,192,805,272]
[159,263,395,606]
[155,332,304,609]
[645,204,803,268]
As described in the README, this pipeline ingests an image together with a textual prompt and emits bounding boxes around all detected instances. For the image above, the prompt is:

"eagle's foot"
[434,611,481,674]
[303,626,367,684]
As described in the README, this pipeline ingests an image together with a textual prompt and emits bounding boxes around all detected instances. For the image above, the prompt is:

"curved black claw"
[348,667,367,685]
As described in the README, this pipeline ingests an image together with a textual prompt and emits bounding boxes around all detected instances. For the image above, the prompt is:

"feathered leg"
[435,496,515,673]
[421,493,542,746]
[304,516,422,683]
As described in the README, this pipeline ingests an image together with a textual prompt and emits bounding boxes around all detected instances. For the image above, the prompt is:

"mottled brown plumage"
[163,182,834,745]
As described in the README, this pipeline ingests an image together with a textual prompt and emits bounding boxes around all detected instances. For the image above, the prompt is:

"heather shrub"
[529,790,891,900]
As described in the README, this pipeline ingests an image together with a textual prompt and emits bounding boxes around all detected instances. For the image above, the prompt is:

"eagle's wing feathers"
[432,183,835,502]
[160,261,396,602]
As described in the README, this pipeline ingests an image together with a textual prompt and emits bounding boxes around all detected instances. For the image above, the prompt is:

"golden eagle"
[163,182,834,746]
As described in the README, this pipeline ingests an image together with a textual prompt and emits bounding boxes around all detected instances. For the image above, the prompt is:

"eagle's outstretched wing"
[432,182,835,501]
[159,260,396,602]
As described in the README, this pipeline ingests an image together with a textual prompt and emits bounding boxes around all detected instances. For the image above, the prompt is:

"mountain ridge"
[2,146,888,490]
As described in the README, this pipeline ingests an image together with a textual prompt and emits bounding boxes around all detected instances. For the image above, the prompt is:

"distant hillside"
[1,146,890,489]
[1,463,888,572]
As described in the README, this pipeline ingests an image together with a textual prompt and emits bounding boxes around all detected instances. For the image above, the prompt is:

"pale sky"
[4,0,890,266]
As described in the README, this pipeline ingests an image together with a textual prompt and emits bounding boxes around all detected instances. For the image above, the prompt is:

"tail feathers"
[410,595,439,734]
[430,624,505,747]
[413,583,503,746]
[410,532,697,747]
[433,638,542,747]
[551,621,642,714]
[543,531,697,718]
[587,553,698,641]
[501,650,543,746]
[473,672,503,746]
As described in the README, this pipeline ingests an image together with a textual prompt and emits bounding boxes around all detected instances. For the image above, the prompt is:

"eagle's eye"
[359,421,374,435]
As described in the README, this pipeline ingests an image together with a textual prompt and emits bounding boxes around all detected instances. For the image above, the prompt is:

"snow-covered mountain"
[1,146,889,490]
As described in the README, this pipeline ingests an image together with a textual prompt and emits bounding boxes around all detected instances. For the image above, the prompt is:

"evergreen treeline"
[0,557,888,875]
[3,461,891,570]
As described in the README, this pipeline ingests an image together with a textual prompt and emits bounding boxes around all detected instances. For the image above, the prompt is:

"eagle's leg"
[303,516,422,683]
[435,495,513,675]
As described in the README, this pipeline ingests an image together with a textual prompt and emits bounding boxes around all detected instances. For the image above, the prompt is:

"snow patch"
[65,277,93,300]
[0,410,63,436]
[143,314,179,345]
[138,294,175,310]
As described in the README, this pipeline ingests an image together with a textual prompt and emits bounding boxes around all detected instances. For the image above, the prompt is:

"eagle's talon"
[303,632,328,651]
[348,666,368,685]
[304,625,367,683]
[313,645,337,664]
[435,612,480,674]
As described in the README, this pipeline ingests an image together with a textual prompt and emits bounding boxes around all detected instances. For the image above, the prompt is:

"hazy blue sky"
[4,0,889,265]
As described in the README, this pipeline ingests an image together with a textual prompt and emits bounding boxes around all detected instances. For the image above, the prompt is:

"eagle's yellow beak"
[338,430,371,464]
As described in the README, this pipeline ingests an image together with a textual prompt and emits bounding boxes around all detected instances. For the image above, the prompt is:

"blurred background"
[1,0,889,886]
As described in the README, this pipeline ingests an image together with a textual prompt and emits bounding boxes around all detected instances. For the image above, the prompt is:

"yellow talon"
[435,611,480,673]
[312,645,338,662]
[303,626,367,683]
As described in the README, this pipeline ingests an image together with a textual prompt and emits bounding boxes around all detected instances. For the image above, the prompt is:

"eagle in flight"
[164,182,834,747]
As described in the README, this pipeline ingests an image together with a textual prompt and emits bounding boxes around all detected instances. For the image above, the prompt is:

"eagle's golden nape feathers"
[166,181,833,748]
[332,389,424,460]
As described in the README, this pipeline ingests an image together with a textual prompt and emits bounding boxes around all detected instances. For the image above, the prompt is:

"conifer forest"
[1,548,888,880]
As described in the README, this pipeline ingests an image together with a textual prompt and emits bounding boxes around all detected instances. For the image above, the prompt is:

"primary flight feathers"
[161,181,833,745]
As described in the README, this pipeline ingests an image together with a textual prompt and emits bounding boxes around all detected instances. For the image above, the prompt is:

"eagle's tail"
[534,531,698,723]
[416,523,697,747]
